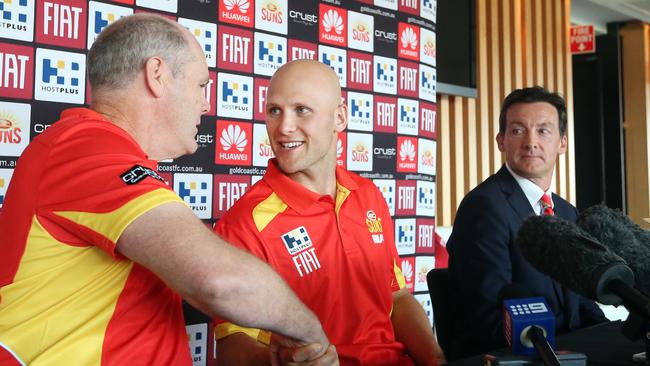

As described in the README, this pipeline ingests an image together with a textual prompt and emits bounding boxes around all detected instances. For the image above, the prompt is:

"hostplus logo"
[419,64,436,102]
[0,101,30,157]
[420,0,436,23]
[35,48,85,104]
[319,4,346,47]
[255,0,287,34]
[217,72,253,120]
[0,43,33,100]
[0,0,34,42]
[398,98,419,136]
[416,180,435,216]
[347,11,373,52]
[215,120,252,166]
[398,23,419,60]
[373,179,396,215]
[373,55,396,95]
[87,1,132,49]
[396,137,417,173]
[395,218,416,255]
[186,324,207,366]
[347,51,372,91]
[420,27,436,66]
[179,18,217,68]
[347,92,373,132]
[319,45,346,88]
[174,173,213,219]
[418,138,436,175]
[254,32,286,77]
[37,1,86,49]
[219,25,252,73]
[0,168,12,207]
[219,0,253,28]
[282,226,322,277]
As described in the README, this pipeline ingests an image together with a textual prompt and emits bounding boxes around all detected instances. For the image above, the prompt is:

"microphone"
[515,215,636,306]
[577,204,650,295]
[500,284,559,366]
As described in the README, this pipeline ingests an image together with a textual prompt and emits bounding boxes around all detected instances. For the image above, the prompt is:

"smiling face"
[265,60,347,182]
[496,101,567,189]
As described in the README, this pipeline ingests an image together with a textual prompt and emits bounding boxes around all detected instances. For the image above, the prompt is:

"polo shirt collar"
[263,159,359,214]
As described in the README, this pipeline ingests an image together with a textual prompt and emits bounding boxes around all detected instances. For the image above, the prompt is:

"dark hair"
[87,13,192,90]
[498,86,567,136]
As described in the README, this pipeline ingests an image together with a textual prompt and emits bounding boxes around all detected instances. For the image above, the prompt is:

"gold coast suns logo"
[365,210,384,244]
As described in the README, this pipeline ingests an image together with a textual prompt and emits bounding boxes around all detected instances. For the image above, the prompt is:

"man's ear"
[558,133,568,155]
[496,132,505,152]
[334,103,348,133]
[143,56,166,98]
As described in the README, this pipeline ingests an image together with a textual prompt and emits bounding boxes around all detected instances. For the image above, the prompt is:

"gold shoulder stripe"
[252,192,287,232]
[54,188,183,243]
[393,258,406,289]
[214,323,272,345]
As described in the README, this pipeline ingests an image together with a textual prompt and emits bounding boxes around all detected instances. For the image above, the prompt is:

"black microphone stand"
[609,279,650,364]
[528,326,562,366]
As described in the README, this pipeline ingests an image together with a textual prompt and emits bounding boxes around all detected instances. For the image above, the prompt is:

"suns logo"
[221,124,248,152]
[224,0,249,12]
[351,142,369,162]
[366,210,384,244]
[400,139,416,162]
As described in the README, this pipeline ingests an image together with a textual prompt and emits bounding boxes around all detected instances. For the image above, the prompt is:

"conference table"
[447,320,646,365]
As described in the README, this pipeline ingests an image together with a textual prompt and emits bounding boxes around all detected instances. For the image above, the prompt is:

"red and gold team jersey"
[0,108,191,365]
[214,160,411,366]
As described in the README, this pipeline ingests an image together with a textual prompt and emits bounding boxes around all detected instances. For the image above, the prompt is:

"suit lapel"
[494,166,535,220]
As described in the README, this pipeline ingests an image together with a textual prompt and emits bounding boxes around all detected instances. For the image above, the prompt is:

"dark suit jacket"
[446,166,607,360]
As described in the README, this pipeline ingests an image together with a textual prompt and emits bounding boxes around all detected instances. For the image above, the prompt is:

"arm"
[117,201,329,351]
[391,288,446,366]
[216,333,339,366]
[448,194,513,347]
[578,296,608,326]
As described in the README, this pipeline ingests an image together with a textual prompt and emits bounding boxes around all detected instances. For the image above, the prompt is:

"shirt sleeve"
[212,210,272,344]
[35,124,182,257]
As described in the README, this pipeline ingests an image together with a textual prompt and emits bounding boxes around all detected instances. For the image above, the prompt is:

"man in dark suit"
[446,86,607,359]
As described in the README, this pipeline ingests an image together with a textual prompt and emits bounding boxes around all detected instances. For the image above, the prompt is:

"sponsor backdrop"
[0,0,437,363]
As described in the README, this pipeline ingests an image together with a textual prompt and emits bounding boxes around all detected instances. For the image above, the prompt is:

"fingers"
[271,344,338,366]
[281,343,323,362]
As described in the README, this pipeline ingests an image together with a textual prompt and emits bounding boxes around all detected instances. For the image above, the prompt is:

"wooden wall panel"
[436,0,575,226]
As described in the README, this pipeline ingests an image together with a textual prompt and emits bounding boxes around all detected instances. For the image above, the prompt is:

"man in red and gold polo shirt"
[0,14,333,366]
[214,60,446,366]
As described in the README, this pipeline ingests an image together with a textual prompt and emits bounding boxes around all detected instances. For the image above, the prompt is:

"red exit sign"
[571,25,595,54]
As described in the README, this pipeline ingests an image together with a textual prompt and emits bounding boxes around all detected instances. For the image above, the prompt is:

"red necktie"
[540,193,554,216]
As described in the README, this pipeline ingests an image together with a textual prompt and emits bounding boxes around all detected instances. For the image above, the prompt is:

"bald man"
[213,60,446,366]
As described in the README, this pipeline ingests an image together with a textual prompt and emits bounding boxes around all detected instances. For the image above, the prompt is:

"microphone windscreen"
[577,204,650,294]
[516,215,634,304]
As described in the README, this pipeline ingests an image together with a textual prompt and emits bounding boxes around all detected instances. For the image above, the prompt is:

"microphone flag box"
[503,297,555,355]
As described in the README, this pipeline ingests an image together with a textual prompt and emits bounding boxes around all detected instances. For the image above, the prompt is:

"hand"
[269,333,339,366]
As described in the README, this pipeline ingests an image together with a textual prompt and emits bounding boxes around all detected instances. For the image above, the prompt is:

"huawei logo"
[220,124,248,152]
[401,259,413,280]
[323,9,343,34]
[399,139,416,162]
[224,0,250,13]
[336,138,343,158]
[401,26,418,50]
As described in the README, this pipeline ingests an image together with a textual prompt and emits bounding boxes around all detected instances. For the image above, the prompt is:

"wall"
[436,0,575,226]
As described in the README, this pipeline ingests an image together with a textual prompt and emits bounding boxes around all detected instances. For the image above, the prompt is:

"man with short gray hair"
[0,14,334,365]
